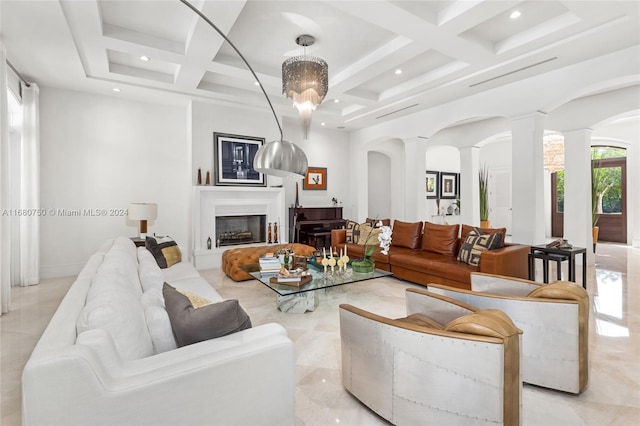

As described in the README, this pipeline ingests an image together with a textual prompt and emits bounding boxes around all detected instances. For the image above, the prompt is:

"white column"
[403,137,427,222]
[510,112,547,245]
[629,143,640,247]
[563,129,594,265]
[459,147,480,227]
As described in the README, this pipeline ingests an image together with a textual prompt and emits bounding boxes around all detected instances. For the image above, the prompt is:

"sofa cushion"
[163,283,252,347]
[444,309,520,338]
[146,236,182,269]
[357,223,382,245]
[141,288,177,353]
[77,272,154,360]
[391,220,422,249]
[138,247,165,292]
[391,250,478,283]
[421,222,460,256]
[162,261,202,283]
[461,224,507,241]
[396,313,444,329]
[457,228,505,266]
[98,248,141,295]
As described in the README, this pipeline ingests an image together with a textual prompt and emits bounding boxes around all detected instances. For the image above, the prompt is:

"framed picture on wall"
[440,172,457,199]
[213,132,266,187]
[426,170,439,199]
[303,167,327,190]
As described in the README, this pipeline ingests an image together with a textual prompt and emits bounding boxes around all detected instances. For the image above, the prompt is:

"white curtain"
[19,81,39,286]
[1,42,11,314]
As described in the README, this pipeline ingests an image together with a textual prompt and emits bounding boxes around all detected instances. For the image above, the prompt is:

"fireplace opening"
[215,215,267,247]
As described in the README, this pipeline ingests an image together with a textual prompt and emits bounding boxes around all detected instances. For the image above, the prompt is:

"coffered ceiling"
[2,1,639,132]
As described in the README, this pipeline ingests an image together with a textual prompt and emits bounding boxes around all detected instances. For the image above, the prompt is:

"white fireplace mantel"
[192,186,286,269]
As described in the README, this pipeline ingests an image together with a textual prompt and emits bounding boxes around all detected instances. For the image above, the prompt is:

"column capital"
[562,128,594,137]
[509,110,548,122]
[403,136,428,145]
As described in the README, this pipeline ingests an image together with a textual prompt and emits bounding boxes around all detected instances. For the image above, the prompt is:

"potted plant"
[479,165,490,228]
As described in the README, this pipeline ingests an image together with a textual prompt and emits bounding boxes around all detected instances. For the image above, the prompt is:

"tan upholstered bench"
[222,244,317,281]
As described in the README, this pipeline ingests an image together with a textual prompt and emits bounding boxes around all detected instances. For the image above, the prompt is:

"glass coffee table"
[249,267,393,313]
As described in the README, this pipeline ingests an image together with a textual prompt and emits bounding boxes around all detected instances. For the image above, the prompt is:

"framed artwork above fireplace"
[213,132,266,187]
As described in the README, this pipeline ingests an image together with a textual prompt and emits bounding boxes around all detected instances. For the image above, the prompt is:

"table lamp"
[128,203,158,239]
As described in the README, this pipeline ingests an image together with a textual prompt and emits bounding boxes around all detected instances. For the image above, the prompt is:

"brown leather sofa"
[331,221,529,290]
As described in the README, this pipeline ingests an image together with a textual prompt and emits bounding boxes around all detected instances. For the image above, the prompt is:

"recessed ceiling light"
[140,55,150,61]
[254,81,260,86]
[334,99,340,103]
[112,88,120,92]
[510,11,521,19]
[321,122,326,126]
[395,69,402,75]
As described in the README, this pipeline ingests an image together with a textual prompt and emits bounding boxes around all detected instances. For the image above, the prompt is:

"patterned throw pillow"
[457,227,504,266]
[344,220,360,244]
[145,236,182,269]
[357,223,382,245]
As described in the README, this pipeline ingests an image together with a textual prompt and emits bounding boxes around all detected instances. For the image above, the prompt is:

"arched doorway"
[552,145,627,243]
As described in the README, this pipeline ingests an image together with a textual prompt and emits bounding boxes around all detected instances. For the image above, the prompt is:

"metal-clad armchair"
[340,289,522,425]
[426,273,589,394]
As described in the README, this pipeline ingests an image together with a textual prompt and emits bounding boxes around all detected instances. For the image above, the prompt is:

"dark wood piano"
[289,207,344,249]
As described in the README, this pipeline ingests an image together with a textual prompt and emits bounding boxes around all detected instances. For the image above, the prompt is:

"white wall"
[367,151,391,220]
[190,105,353,239]
[425,145,460,217]
[281,117,353,230]
[190,100,280,187]
[40,87,189,278]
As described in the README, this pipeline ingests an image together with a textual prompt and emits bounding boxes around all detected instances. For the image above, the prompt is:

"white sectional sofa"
[22,237,295,426]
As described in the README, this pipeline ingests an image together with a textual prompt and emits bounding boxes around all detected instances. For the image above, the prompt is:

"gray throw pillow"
[162,283,252,347]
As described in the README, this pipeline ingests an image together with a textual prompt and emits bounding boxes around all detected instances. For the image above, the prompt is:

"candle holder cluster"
[267,222,279,244]
[320,246,350,277]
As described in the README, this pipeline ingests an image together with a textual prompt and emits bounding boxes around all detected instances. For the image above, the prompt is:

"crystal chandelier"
[282,35,328,139]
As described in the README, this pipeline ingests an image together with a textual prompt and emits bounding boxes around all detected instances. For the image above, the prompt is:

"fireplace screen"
[215,215,266,247]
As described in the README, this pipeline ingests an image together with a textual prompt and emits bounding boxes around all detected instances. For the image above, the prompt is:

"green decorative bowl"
[351,259,375,273]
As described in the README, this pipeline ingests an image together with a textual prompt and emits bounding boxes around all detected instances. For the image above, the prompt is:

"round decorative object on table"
[351,258,375,273]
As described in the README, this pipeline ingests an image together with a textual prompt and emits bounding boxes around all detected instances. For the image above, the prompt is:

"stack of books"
[259,254,281,277]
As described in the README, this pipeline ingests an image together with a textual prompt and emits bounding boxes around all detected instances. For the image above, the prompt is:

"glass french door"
[551,157,627,243]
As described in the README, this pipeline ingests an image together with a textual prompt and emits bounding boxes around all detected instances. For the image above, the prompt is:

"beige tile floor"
[1,243,639,425]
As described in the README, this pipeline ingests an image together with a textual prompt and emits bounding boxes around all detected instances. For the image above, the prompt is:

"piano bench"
[307,231,332,250]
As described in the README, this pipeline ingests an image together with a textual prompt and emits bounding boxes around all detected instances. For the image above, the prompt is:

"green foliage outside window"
[591,147,625,226]
[555,146,624,226]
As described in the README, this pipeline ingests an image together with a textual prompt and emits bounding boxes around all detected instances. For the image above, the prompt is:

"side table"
[130,237,145,247]
[528,245,587,289]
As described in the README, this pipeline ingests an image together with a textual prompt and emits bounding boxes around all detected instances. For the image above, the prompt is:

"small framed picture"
[213,132,266,187]
[426,170,439,199]
[303,167,327,190]
[440,172,457,199]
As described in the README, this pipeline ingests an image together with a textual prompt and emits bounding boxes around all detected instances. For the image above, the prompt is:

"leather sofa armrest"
[331,229,347,246]
[480,244,529,279]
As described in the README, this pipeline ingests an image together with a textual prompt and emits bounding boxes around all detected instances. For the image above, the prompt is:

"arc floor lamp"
[179,0,308,178]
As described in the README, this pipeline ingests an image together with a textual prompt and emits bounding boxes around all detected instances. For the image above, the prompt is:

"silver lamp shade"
[254,139,308,178]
